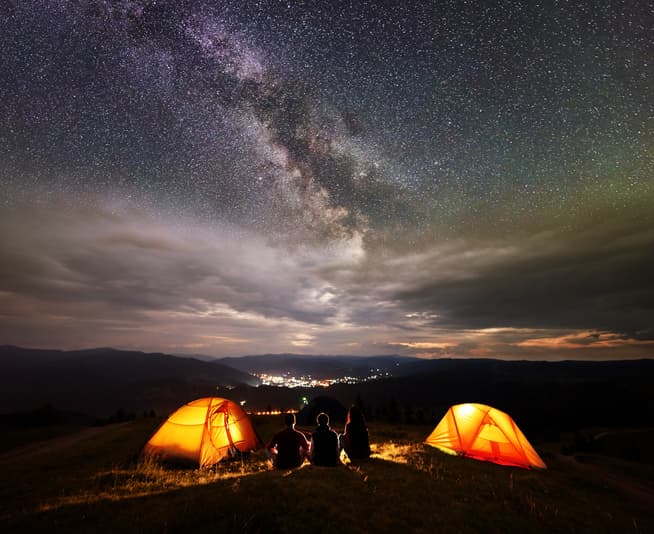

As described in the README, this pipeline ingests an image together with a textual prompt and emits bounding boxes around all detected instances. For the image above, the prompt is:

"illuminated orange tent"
[143,397,261,467]
[424,403,546,469]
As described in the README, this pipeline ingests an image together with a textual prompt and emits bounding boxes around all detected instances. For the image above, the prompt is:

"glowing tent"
[424,403,546,469]
[143,397,261,467]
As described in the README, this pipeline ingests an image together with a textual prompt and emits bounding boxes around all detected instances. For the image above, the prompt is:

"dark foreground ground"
[0,417,653,533]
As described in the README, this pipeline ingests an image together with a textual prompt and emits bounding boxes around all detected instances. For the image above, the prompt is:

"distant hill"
[218,353,418,378]
[3,346,653,436]
[388,356,654,381]
[324,358,654,437]
[0,346,259,417]
[221,357,654,438]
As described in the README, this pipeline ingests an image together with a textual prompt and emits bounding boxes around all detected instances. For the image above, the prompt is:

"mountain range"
[2,346,653,437]
[0,346,258,417]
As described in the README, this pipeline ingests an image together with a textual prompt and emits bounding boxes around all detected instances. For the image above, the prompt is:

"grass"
[1,417,653,533]
[0,424,87,454]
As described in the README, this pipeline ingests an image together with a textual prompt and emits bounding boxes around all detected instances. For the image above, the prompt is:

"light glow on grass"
[37,440,435,513]
[37,452,273,512]
[371,442,422,464]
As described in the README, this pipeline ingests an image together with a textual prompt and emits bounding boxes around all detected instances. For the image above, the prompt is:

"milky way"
[1,0,652,359]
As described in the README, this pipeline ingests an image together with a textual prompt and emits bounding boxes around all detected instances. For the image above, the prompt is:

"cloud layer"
[1,199,652,359]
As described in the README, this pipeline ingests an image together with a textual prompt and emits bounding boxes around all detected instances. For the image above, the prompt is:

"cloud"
[290,333,316,347]
[0,200,368,350]
[1,197,652,359]
[390,215,654,337]
[388,341,458,350]
[516,330,654,350]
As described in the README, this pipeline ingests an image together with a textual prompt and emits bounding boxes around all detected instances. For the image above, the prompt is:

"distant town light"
[248,409,299,416]
[253,368,396,389]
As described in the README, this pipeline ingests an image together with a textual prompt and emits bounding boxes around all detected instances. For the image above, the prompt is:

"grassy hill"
[1,417,652,533]
[0,346,259,416]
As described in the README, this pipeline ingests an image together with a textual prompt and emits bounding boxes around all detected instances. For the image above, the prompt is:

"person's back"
[311,413,339,466]
[343,405,371,460]
[267,413,310,469]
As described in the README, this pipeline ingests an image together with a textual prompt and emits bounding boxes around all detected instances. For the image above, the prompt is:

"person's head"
[316,412,329,427]
[284,412,296,428]
[347,405,365,424]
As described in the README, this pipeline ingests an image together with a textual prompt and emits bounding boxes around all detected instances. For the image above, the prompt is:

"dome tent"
[144,397,261,467]
[425,403,546,469]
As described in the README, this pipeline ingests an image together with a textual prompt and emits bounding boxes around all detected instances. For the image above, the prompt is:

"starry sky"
[1,0,652,360]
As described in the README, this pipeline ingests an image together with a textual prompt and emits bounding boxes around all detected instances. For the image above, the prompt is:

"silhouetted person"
[267,413,310,469]
[310,412,340,466]
[342,405,370,460]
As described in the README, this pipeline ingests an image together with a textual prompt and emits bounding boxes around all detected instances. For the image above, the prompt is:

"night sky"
[1,0,652,359]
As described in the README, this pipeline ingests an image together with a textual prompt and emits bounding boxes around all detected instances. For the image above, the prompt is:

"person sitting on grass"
[341,405,371,461]
[310,412,340,466]
[267,413,310,469]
